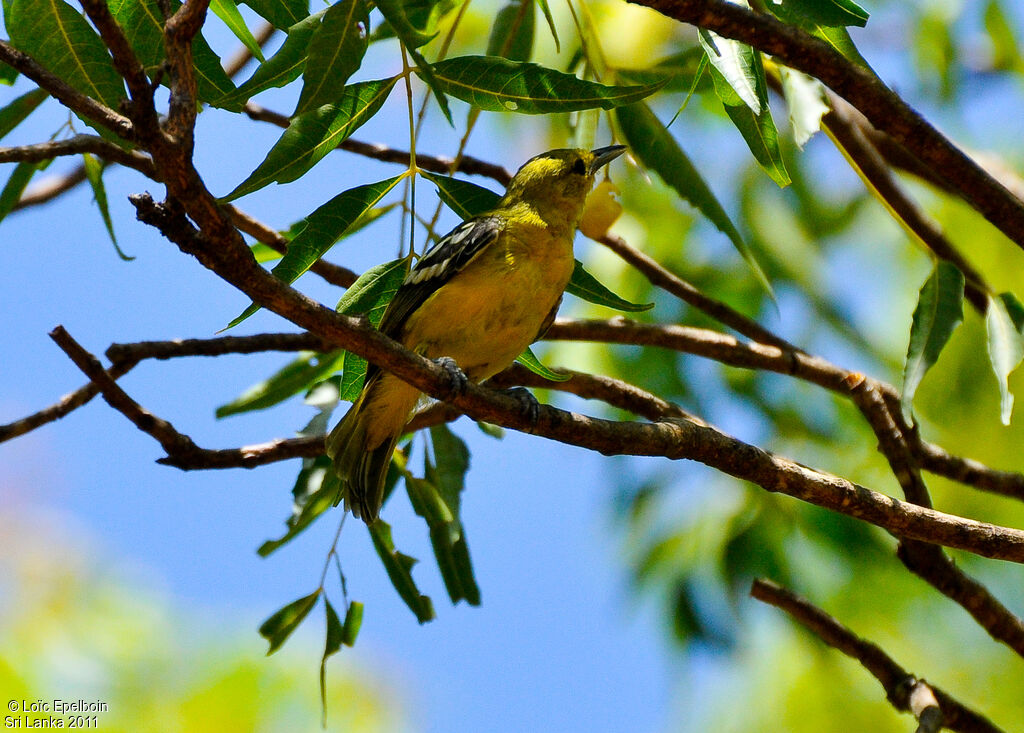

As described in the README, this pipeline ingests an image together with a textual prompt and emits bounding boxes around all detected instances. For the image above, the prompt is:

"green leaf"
[986,292,1024,425]
[225,77,398,200]
[0,89,47,142]
[424,56,665,114]
[210,0,266,62]
[341,600,364,646]
[216,350,345,417]
[809,24,873,69]
[374,0,438,48]
[319,598,345,723]
[368,520,435,623]
[108,0,237,107]
[241,0,309,29]
[429,424,470,509]
[615,102,774,300]
[7,0,126,119]
[294,0,369,115]
[700,33,790,186]
[259,589,321,654]
[516,345,571,381]
[330,257,410,400]
[409,47,454,126]
[566,259,653,312]
[421,171,501,219]
[901,262,965,423]
[0,161,36,225]
[219,11,325,108]
[487,0,535,61]
[534,0,559,51]
[0,63,17,85]
[766,0,868,29]
[82,154,133,260]
[985,0,1022,72]
[258,457,343,556]
[779,67,830,149]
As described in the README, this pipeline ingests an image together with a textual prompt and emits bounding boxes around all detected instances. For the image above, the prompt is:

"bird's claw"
[434,356,469,397]
[502,387,540,428]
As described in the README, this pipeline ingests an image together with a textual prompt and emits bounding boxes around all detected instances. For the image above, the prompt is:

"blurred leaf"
[368,520,436,623]
[82,153,132,260]
[566,259,654,312]
[767,0,868,28]
[487,0,535,61]
[341,600,364,646]
[425,56,665,114]
[108,0,237,107]
[258,457,343,556]
[476,421,505,439]
[535,0,560,51]
[7,0,126,116]
[700,31,790,186]
[210,0,266,62]
[216,351,345,417]
[259,589,322,654]
[220,10,325,107]
[422,171,501,218]
[517,346,571,381]
[669,580,706,645]
[0,162,36,225]
[985,0,1022,72]
[241,0,309,29]
[913,10,958,100]
[720,507,791,601]
[0,89,46,142]
[779,67,830,148]
[294,0,369,115]
[901,261,965,423]
[985,292,1024,425]
[226,77,398,200]
[228,175,403,327]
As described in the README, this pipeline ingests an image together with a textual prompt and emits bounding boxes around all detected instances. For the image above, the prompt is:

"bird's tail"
[326,374,417,523]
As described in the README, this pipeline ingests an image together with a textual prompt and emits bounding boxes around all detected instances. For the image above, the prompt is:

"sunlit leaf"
[901,261,965,423]
[779,66,830,148]
[216,351,345,417]
[341,600,364,646]
[424,56,665,114]
[766,0,868,28]
[516,345,571,381]
[294,0,369,115]
[225,77,398,200]
[259,589,322,654]
[566,259,654,313]
[985,292,1024,425]
[985,0,1022,72]
[422,171,501,219]
[210,0,266,62]
[368,520,435,623]
[487,0,535,61]
[616,101,774,300]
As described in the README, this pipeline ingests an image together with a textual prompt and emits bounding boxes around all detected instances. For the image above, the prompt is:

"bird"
[326,144,627,523]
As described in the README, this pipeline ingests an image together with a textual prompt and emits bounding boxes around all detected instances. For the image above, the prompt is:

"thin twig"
[222,22,277,79]
[751,579,1003,733]
[0,136,157,177]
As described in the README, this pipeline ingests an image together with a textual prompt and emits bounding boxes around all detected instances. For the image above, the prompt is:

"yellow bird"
[327,145,627,523]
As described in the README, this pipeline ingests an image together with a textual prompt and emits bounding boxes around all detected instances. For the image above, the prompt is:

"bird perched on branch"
[327,145,627,523]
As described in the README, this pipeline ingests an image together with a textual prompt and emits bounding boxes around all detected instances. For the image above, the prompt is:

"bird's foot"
[434,356,469,397]
[501,386,540,428]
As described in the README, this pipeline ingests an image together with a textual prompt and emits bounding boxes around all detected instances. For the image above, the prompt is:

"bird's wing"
[378,215,503,336]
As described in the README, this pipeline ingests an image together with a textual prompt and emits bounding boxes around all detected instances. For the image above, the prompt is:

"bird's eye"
[571,158,587,175]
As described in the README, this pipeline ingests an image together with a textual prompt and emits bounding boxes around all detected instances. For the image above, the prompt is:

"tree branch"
[750,579,1003,733]
[0,136,157,177]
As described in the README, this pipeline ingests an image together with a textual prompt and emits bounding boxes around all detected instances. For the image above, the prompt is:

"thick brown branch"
[0,40,133,140]
[79,0,154,107]
[750,579,1003,733]
[629,0,1024,249]
[157,436,324,469]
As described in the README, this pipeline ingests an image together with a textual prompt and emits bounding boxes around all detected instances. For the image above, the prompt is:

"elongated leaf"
[320,598,345,722]
[7,0,126,115]
[429,424,469,509]
[809,24,873,69]
[700,33,790,186]
[225,77,398,200]
[535,0,559,51]
[259,456,343,556]
[216,350,345,417]
[218,10,325,108]
[241,0,309,29]
[410,46,454,126]
[82,153,133,260]
[425,56,664,114]
[368,520,435,623]
[985,0,1021,72]
[487,0,535,61]
[901,262,965,422]
[616,102,773,299]
[0,89,47,142]
[374,0,438,48]
[259,589,321,654]
[422,171,501,219]
[294,0,369,115]
[986,292,1024,425]
[566,259,653,312]
[0,162,36,224]
[517,345,571,381]
[211,0,266,62]
[341,600,364,646]
[767,0,868,29]
[108,0,237,106]
[779,67,830,148]
[0,63,17,86]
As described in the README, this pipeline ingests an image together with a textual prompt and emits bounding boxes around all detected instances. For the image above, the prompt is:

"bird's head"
[501,145,626,226]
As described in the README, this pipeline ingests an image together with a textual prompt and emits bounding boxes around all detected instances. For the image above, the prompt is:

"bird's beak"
[590,145,627,174]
